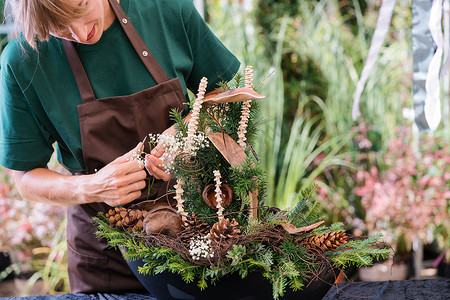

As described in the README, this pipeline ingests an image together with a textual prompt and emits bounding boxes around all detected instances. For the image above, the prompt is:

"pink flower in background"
[358,138,372,150]
[318,186,328,198]
[0,170,66,265]
[443,191,450,199]
[444,172,450,181]
[354,125,449,247]
[20,222,33,232]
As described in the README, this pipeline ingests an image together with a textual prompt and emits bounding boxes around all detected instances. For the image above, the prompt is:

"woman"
[0,0,240,293]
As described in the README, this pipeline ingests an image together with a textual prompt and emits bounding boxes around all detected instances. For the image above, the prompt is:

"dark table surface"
[2,278,449,300]
[322,278,450,300]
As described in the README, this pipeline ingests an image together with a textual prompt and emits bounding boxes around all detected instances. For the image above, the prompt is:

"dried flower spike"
[245,66,253,88]
[185,77,208,154]
[237,66,253,148]
[213,170,224,220]
[174,178,187,222]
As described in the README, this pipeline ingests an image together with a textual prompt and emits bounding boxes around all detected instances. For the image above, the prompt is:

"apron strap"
[107,0,169,84]
[62,40,96,102]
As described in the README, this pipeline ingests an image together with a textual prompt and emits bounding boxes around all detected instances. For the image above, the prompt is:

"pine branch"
[327,234,392,268]
[254,245,274,269]
[313,222,345,235]
[170,108,188,136]
[288,276,305,292]
[93,214,129,248]
[289,197,322,227]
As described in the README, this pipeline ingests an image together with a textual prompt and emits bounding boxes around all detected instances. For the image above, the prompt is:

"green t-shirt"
[0,0,240,173]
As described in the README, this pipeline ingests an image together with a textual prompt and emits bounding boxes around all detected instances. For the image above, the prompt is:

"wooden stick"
[249,189,259,219]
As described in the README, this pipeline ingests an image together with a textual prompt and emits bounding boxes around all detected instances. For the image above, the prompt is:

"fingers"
[150,125,175,157]
[100,157,144,178]
[123,177,147,194]
[145,154,173,181]
[107,190,142,207]
[100,172,147,207]
[113,142,143,164]
[107,142,146,175]
[122,158,145,175]
[150,142,165,158]
[122,180,146,200]
[124,168,147,183]
[97,137,175,207]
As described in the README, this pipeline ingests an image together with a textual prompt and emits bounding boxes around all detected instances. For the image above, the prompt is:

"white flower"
[188,233,214,260]
[147,132,210,173]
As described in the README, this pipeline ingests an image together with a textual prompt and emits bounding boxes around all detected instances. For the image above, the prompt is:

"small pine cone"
[105,207,127,227]
[105,207,148,231]
[185,214,211,233]
[210,218,241,243]
[179,214,211,243]
[297,231,348,252]
[125,209,148,231]
[131,219,144,231]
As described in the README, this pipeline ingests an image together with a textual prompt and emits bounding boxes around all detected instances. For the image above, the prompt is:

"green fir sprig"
[327,233,391,268]
[169,108,188,137]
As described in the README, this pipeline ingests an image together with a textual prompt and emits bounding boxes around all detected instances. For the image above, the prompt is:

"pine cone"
[210,218,241,243]
[105,207,148,231]
[179,214,211,243]
[106,207,126,227]
[297,231,348,252]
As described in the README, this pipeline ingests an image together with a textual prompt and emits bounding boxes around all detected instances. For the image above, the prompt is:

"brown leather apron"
[62,0,185,293]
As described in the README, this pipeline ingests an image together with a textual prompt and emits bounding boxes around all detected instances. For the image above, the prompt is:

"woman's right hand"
[11,143,147,207]
[78,143,147,207]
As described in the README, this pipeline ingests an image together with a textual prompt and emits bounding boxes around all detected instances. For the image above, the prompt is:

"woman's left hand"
[144,126,175,181]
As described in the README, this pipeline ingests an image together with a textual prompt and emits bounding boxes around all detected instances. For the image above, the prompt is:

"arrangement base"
[124,256,338,300]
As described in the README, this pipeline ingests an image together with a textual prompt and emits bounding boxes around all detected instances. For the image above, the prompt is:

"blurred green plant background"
[0,0,449,296]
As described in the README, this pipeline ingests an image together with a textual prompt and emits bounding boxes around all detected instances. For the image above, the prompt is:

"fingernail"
[137,142,144,154]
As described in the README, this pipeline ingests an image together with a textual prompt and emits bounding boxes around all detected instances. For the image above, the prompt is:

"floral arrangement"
[354,124,450,259]
[94,68,390,299]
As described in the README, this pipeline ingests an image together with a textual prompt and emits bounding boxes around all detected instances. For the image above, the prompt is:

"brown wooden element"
[203,87,265,104]
[249,189,259,219]
[202,183,233,209]
[281,220,325,235]
[207,132,260,219]
[207,132,246,167]
[143,206,184,238]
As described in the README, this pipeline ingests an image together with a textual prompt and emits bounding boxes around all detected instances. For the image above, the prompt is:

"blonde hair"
[4,0,89,49]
